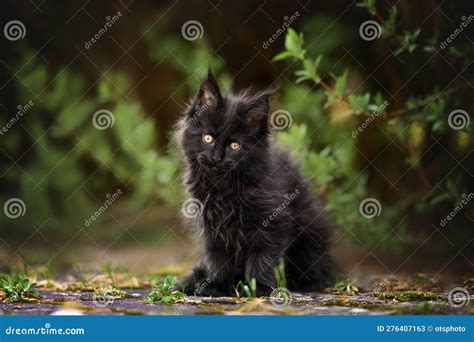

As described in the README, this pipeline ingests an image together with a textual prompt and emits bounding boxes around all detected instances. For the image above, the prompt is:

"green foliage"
[103,264,117,288]
[148,275,185,304]
[95,286,127,300]
[37,260,54,285]
[0,275,38,302]
[235,278,257,298]
[144,28,231,94]
[331,70,348,100]
[356,0,377,15]
[383,6,398,35]
[274,29,324,85]
[273,29,305,62]
[273,259,287,289]
[394,29,421,55]
[348,93,371,114]
[332,278,360,295]
[1,49,184,237]
[273,3,472,251]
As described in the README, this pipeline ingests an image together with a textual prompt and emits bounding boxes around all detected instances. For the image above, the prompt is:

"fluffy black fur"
[178,71,334,296]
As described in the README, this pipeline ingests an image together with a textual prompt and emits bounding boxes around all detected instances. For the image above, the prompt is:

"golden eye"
[202,134,214,144]
[229,142,241,150]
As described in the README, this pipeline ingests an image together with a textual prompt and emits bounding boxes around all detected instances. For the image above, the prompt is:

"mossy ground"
[0,271,472,315]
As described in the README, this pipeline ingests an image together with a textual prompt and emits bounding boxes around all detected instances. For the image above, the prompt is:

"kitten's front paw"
[194,282,233,297]
[185,279,228,297]
[177,266,209,295]
[192,279,215,296]
[181,277,233,297]
[178,276,202,295]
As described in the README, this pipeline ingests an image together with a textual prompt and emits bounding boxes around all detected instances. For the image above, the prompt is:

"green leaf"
[430,193,451,206]
[356,0,377,15]
[45,70,86,111]
[382,6,398,35]
[294,55,322,84]
[432,120,445,133]
[313,55,323,83]
[53,101,96,137]
[97,72,130,100]
[348,93,371,114]
[302,59,315,75]
[273,51,297,61]
[334,70,348,97]
[394,29,421,55]
[284,28,304,58]
[165,275,176,288]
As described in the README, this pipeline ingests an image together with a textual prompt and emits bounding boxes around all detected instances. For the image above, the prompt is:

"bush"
[273,2,472,251]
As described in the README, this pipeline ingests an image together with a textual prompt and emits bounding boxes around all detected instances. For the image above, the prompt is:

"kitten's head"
[179,71,276,175]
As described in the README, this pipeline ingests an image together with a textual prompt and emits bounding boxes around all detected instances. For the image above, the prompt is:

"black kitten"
[178,71,334,296]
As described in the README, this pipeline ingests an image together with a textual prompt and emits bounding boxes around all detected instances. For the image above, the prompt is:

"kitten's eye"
[202,134,214,144]
[229,142,241,150]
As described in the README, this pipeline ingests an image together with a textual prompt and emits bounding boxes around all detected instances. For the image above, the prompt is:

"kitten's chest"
[199,195,248,250]
[201,195,243,230]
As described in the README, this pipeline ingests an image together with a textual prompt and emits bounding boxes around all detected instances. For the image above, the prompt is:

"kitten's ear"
[196,70,222,108]
[245,86,278,132]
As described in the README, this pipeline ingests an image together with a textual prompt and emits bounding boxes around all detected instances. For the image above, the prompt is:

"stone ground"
[1,274,472,315]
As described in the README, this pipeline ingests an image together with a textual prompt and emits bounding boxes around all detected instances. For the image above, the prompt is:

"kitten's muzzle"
[198,154,235,173]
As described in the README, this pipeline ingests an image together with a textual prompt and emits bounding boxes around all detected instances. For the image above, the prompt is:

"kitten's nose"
[211,149,224,163]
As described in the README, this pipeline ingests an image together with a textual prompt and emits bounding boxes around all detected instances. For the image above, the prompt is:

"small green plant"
[147,275,185,304]
[74,264,89,287]
[273,259,287,289]
[95,286,127,299]
[37,260,54,286]
[0,275,38,302]
[235,278,257,298]
[332,278,360,295]
[103,263,117,288]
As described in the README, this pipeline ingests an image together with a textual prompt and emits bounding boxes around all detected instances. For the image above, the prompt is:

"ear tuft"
[197,70,222,107]
[244,86,278,132]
